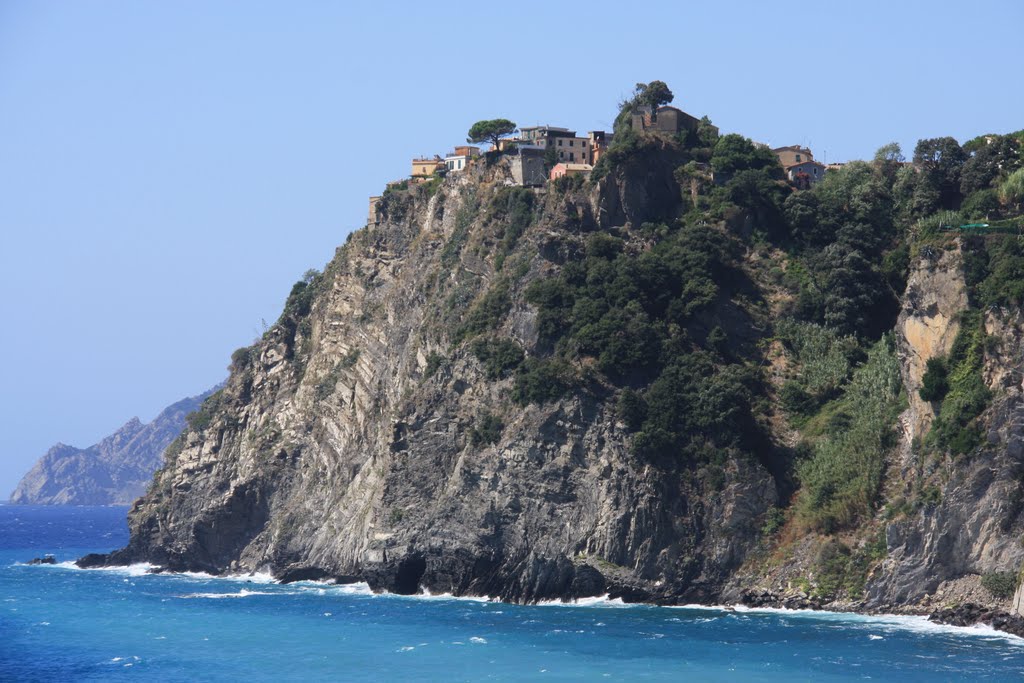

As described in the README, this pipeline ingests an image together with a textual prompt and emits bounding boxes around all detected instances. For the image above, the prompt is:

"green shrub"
[617,389,648,432]
[981,571,1017,600]
[918,357,949,402]
[470,411,504,446]
[775,319,856,401]
[762,507,786,536]
[423,351,445,379]
[230,346,254,371]
[960,189,1000,220]
[977,235,1024,309]
[928,311,990,454]
[457,281,511,341]
[488,187,535,270]
[512,358,571,405]
[471,337,524,380]
[186,390,225,433]
[796,338,904,532]
[631,354,756,461]
[780,381,816,416]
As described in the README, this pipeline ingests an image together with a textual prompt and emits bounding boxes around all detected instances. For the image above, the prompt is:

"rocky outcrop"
[81,147,1024,630]
[88,159,777,602]
[896,244,968,442]
[867,246,1024,610]
[11,389,218,505]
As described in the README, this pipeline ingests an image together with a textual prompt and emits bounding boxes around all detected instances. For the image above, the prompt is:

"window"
[569,152,574,161]
[796,154,802,162]
[558,139,563,146]
[569,139,574,146]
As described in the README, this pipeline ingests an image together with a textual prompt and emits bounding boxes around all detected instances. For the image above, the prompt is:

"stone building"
[367,196,381,226]
[520,126,591,164]
[588,131,613,165]
[509,146,547,187]
[631,105,705,136]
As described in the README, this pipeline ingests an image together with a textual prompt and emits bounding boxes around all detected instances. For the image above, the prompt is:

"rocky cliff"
[87,133,1024,620]
[12,389,217,505]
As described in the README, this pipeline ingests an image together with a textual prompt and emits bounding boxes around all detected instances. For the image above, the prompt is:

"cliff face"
[95,149,1024,612]
[11,390,216,505]
[102,159,777,601]
[868,249,1024,610]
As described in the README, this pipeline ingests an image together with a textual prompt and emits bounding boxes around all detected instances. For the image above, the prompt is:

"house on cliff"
[773,145,827,188]
[520,126,592,164]
[631,105,713,137]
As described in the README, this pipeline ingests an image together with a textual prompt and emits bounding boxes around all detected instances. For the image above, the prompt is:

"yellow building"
[773,145,814,169]
[411,157,443,178]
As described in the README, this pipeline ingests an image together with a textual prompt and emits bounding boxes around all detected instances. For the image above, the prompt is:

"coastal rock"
[96,158,775,604]
[930,603,1024,638]
[10,389,218,506]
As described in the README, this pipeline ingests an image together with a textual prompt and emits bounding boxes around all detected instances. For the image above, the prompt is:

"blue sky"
[1,0,1021,495]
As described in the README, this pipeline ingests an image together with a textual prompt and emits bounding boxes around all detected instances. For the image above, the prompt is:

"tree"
[635,80,674,109]
[913,137,966,210]
[872,142,904,182]
[961,135,1022,195]
[467,119,517,150]
[711,134,781,177]
[999,168,1024,210]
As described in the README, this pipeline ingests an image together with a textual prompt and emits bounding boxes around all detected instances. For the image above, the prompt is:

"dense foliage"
[442,84,1024,541]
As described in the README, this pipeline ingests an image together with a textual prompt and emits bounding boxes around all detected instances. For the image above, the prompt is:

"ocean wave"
[536,595,631,608]
[668,603,1024,645]
[40,561,157,577]
[412,588,494,603]
[178,589,276,599]
[24,559,1024,643]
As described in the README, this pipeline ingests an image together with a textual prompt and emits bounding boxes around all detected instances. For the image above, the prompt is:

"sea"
[2,504,1024,681]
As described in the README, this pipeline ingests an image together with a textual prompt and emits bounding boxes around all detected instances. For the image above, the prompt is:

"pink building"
[549,162,593,181]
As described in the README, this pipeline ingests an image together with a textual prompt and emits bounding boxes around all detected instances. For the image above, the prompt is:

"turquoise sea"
[2,504,1024,681]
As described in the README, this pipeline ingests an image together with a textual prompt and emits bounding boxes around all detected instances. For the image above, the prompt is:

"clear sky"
[1,0,1021,495]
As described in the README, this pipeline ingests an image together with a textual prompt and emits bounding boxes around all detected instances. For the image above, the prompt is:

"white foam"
[43,561,156,577]
[536,594,630,608]
[414,588,494,602]
[669,604,1024,645]
[178,589,275,599]
[469,636,487,644]
[175,569,277,584]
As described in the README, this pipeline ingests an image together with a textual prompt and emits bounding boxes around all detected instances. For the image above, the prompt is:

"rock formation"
[86,137,1024,623]
[11,389,217,505]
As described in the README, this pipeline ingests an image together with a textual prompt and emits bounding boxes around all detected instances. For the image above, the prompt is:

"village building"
[520,126,592,164]
[411,156,443,178]
[631,105,705,136]
[773,146,826,187]
[773,145,814,169]
[549,162,593,180]
[509,145,547,187]
[588,131,613,165]
[785,159,827,188]
[444,146,480,173]
[367,195,381,226]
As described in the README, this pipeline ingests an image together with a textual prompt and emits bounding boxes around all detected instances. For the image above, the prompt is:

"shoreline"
[25,557,1024,643]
